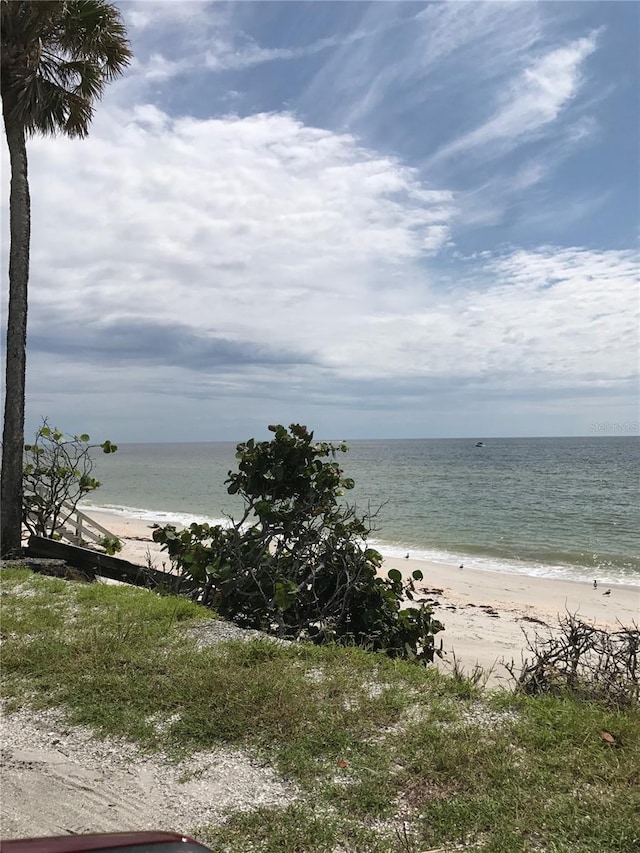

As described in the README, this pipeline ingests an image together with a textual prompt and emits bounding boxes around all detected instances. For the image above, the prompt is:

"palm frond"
[62,89,94,137]
[49,1,132,76]
[1,0,130,137]
[37,56,104,101]
[12,73,92,137]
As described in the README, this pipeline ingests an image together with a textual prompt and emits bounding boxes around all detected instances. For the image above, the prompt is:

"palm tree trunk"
[1,105,30,557]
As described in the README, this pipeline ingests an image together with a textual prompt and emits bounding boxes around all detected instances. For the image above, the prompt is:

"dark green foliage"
[154,424,443,662]
[23,418,118,539]
[1,0,132,138]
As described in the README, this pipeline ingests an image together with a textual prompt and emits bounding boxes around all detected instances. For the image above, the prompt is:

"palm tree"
[1,1,131,556]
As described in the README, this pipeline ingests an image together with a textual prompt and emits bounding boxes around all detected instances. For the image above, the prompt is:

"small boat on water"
[475,441,485,447]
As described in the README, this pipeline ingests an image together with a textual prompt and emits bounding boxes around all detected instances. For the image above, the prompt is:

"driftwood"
[25,536,188,592]
[507,612,639,708]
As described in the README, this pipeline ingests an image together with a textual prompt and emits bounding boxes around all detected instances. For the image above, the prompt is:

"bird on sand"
[593,580,598,589]
[603,589,611,596]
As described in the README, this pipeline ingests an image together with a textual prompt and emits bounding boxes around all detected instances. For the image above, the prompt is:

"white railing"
[41,501,118,548]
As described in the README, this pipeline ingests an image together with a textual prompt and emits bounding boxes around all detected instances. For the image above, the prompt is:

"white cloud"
[4,106,453,364]
[430,33,599,164]
[423,226,450,252]
[112,1,232,91]
[301,1,543,130]
[451,107,602,228]
[119,4,378,88]
[204,28,374,73]
[134,53,190,82]
[321,246,638,392]
[415,1,542,71]
[124,1,221,34]
[1,2,635,440]
[3,103,634,436]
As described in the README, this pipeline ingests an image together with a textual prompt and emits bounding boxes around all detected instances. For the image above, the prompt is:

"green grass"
[1,567,639,852]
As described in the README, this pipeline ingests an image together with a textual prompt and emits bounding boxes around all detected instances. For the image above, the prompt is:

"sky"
[2,0,639,442]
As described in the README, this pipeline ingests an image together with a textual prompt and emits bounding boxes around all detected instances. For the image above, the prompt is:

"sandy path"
[0,706,295,841]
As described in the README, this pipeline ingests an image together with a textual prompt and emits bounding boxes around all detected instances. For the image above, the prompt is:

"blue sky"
[2,1,639,441]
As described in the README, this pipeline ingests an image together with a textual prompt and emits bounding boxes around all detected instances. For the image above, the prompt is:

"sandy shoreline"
[88,509,639,685]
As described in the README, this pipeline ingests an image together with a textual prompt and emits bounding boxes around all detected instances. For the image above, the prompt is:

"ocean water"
[84,437,640,586]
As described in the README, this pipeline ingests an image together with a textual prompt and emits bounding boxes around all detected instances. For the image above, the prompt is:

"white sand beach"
[86,508,639,685]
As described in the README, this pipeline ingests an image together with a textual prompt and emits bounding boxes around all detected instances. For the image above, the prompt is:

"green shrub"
[23,419,118,539]
[154,424,443,662]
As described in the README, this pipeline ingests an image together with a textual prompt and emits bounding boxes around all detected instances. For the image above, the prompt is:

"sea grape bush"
[23,419,118,543]
[154,424,443,662]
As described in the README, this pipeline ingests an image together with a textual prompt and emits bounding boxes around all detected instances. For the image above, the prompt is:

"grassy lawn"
[1,567,638,852]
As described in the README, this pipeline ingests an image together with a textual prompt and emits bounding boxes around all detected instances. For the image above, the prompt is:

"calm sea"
[85,437,640,586]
